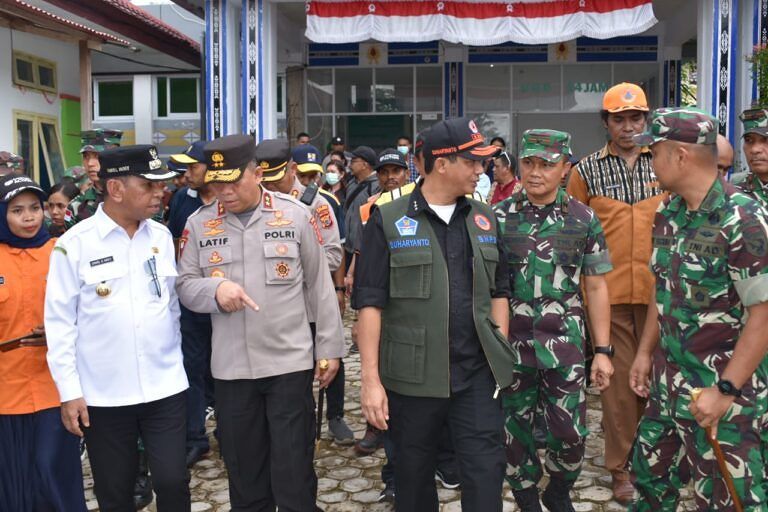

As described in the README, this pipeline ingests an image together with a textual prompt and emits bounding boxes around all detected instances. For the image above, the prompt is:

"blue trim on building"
[753,0,759,102]
[469,53,547,63]
[729,0,739,143]
[444,62,450,117]
[205,0,211,138]
[308,57,359,66]
[663,61,669,106]
[258,0,264,139]
[388,42,439,50]
[389,56,439,64]
[711,0,719,116]
[577,53,657,62]
[575,36,658,46]
[222,0,228,136]
[241,0,247,134]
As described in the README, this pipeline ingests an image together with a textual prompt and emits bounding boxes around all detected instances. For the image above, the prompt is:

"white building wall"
[0,27,79,147]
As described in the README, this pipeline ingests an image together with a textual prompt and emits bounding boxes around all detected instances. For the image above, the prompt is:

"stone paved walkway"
[82,314,697,511]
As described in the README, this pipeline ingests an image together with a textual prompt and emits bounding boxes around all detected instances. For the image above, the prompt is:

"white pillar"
[133,75,153,144]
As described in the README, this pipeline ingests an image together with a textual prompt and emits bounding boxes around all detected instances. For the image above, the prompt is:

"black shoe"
[541,478,575,512]
[435,468,460,489]
[512,486,543,512]
[378,482,395,503]
[185,446,210,468]
[354,424,383,455]
[133,450,153,510]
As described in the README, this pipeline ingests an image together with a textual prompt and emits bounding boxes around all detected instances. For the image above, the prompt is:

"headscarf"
[0,192,51,249]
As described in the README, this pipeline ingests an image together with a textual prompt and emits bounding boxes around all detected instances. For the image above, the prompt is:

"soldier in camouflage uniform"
[64,129,122,229]
[629,108,768,511]
[737,108,768,208]
[494,130,615,512]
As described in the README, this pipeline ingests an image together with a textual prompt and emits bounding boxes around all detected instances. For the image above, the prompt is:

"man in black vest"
[353,117,516,511]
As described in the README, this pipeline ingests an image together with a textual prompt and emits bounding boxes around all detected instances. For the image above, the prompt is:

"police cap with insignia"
[204,134,257,184]
[423,117,499,171]
[0,175,46,203]
[170,140,208,165]
[98,144,176,181]
[292,144,323,174]
[255,139,290,183]
[80,128,123,154]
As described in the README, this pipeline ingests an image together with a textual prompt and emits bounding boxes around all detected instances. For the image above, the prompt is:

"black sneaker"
[435,468,460,489]
[541,478,575,512]
[378,482,395,503]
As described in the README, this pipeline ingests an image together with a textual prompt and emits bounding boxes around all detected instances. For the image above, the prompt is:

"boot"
[133,446,153,510]
[512,486,543,512]
[542,477,575,512]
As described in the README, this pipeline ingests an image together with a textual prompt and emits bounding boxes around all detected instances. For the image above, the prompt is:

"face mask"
[397,145,409,155]
[325,173,341,186]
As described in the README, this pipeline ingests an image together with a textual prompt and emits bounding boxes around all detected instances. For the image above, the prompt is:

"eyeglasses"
[145,256,161,298]
[498,151,513,168]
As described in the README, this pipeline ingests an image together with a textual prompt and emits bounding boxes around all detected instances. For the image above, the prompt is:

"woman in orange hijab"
[0,176,86,511]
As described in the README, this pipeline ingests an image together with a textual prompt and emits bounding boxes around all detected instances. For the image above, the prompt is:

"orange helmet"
[602,83,649,113]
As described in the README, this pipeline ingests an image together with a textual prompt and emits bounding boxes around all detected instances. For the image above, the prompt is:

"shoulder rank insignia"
[395,216,418,236]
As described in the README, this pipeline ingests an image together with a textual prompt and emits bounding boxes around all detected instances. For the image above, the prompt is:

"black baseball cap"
[204,135,257,184]
[256,139,291,183]
[351,146,377,167]
[375,149,408,170]
[98,145,176,181]
[0,175,46,203]
[331,136,344,145]
[423,118,499,168]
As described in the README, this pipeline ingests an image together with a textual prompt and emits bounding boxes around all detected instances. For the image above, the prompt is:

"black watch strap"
[594,345,615,357]
[717,379,742,398]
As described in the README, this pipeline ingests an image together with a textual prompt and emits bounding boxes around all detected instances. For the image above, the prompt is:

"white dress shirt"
[45,205,188,407]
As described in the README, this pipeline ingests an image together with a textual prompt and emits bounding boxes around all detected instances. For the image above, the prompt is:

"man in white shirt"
[45,145,190,512]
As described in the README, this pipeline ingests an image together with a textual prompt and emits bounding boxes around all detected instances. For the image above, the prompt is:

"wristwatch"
[334,286,346,292]
[717,379,742,398]
[593,345,615,358]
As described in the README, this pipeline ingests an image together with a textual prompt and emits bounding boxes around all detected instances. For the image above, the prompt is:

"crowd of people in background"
[1,80,767,512]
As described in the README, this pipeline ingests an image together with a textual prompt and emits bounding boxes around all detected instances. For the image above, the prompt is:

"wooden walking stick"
[690,388,744,512]
[316,359,329,447]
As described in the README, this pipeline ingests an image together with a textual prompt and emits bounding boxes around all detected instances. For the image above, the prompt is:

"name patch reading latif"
[89,256,115,267]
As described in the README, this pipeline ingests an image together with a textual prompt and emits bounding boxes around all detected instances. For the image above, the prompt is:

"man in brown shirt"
[566,83,664,504]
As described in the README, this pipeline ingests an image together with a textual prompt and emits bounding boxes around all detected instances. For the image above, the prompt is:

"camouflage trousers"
[503,364,587,490]
[630,360,768,511]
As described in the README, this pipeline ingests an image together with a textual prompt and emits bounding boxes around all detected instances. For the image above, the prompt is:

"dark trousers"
[381,424,457,486]
[388,367,505,512]
[180,309,213,451]
[84,392,190,512]
[0,407,87,512]
[216,370,317,512]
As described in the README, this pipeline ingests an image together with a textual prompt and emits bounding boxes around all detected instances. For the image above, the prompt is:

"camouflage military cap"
[0,151,24,169]
[63,165,88,183]
[633,107,718,146]
[79,128,123,154]
[519,129,572,163]
[739,108,768,137]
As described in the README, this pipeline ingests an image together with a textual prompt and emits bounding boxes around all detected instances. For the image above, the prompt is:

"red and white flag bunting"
[305,0,657,46]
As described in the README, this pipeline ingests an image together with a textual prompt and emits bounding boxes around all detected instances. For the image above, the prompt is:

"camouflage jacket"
[64,186,102,229]
[650,177,768,418]
[736,172,768,209]
[493,188,612,369]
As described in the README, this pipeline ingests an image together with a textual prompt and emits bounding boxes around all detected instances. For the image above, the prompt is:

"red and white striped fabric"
[305,0,657,45]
